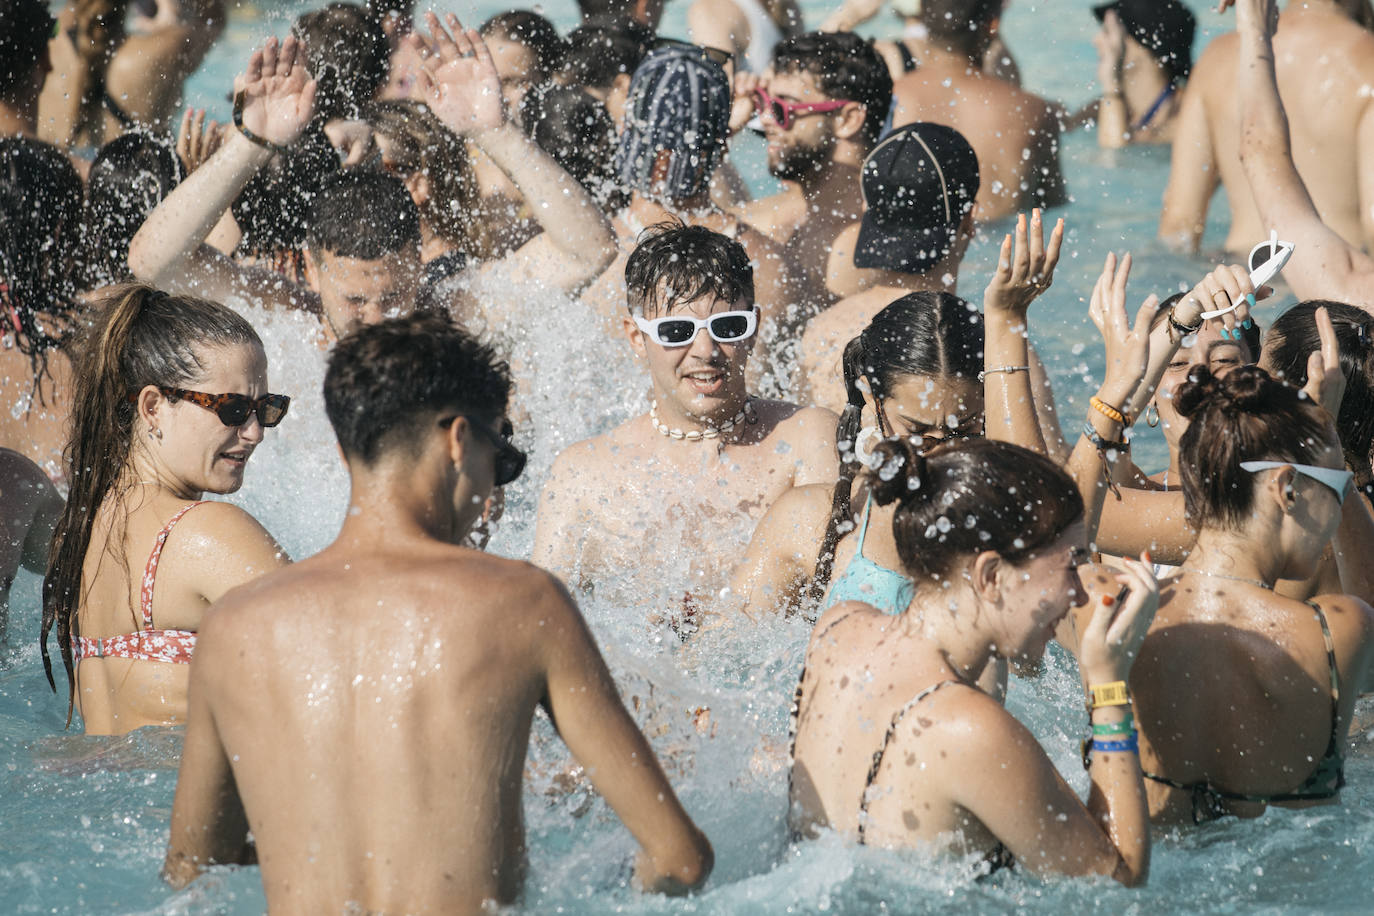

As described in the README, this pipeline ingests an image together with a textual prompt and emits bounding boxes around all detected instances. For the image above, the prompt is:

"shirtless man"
[130,22,617,334]
[798,122,978,413]
[163,313,712,913]
[1234,0,1374,309]
[731,32,892,314]
[1161,0,1374,255]
[889,0,1065,222]
[535,223,837,617]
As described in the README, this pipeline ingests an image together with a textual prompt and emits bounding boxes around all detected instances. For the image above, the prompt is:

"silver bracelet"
[978,365,1031,382]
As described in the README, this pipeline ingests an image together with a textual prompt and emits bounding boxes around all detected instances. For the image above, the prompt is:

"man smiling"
[533,223,837,621]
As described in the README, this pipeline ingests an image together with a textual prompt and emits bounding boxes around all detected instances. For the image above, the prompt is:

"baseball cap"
[854,123,979,274]
[1093,0,1196,83]
[614,45,731,200]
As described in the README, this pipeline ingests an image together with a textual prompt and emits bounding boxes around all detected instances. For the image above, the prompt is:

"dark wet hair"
[558,19,654,92]
[364,99,482,254]
[83,132,186,290]
[1263,301,1374,497]
[0,0,51,97]
[921,0,1002,45]
[1148,291,1262,358]
[325,311,512,465]
[866,436,1083,582]
[480,10,567,86]
[0,137,83,381]
[772,31,894,147]
[292,2,390,120]
[522,85,625,212]
[624,221,754,317]
[808,292,984,603]
[307,168,421,260]
[231,126,339,259]
[1339,0,1374,32]
[1176,365,1337,531]
[42,285,262,720]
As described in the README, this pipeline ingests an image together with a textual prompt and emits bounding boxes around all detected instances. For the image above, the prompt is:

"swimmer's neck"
[629,190,717,223]
[338,458,474,549]
[908,580,996,685]
[855,261,960,297]
[1185,525,1285,589]
[902,35,993,71]
[796,160,865,219]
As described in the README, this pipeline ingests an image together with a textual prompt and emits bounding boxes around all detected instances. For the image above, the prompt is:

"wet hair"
[522,85,626,212]
[480,10,567,86]
[771,31,894,147]
[1175,365,1337,531]
[292,3,390,120]
[363,99,482,255]
[1340,0,1374,32]
[864,436,1083,583]
[808,292,985,603]
[82,132,185,290]
[307,168,421,260]
[1263,301,1374,497]
[0,138,84,381]
[624,221,754,317]
[576,0,646,20]
[231,126,339,259]
[41,285,262,720]
[0,0,51,98]
[920,0,1001,47]
[324,311,512,465]
[558,19,654,92]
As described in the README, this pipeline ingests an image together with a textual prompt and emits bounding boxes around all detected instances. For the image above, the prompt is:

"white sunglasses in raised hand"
[1200,230,1296,320]
[1241,460,1354,506]
[633,309,758,347]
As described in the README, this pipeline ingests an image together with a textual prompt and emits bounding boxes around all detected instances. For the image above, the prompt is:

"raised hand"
[1176,262,1263,341]
[984,209,1065,317]
[729,71,764,136]
[176,107,225,174]
[406,12,505,136]
[232,35,317,148]
[1077,553,1159,685]
[1089,252,1157,409]
[1302,306,1346,416]
[1093,10,1127,91]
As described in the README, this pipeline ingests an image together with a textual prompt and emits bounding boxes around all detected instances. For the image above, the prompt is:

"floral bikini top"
[75,502,206,665]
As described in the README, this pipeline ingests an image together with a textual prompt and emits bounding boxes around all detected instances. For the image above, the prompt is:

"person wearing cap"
[888,0,1065,222]
[580,44,793,374]
[1161,0,1374,255]
[1089,0,1194,147]
[797,122,978,413]
[729,32,892,323]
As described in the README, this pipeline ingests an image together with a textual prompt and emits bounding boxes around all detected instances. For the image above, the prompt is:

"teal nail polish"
[1246,293,1256,308]
[1223,328,1236,340]
[1243,319,1253,330]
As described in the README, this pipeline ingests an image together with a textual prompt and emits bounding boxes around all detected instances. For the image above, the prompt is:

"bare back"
[0,346,73,484]
[1165,9,1374,253]
[891,61,1065,222]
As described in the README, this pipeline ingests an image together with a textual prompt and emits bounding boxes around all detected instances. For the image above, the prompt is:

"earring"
[149,428,162,441]
[1145,404,1160,428]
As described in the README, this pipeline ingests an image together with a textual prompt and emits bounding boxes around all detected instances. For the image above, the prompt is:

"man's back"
[890,60,1065,221]
[1161,6,1374,253]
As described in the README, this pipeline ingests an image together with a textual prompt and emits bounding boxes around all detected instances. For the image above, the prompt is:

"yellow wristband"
[1090,396,1129,426]
[1088,681,1131,709]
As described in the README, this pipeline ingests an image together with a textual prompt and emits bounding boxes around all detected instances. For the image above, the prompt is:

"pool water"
[7,1,1371,913]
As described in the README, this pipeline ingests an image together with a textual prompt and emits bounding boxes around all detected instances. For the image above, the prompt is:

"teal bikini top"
[822,495,916,616]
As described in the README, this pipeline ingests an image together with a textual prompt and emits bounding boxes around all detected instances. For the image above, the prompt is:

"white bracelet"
[979,365,1031,382]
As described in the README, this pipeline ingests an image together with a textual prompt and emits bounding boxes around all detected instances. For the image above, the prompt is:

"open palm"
[232,35,317,148]
[407,13,506,136]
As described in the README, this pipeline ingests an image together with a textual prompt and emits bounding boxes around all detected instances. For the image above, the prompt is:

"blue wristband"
[1090,734,1139,754]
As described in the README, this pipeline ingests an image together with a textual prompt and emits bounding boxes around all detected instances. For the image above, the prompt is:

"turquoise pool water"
[7,2,1369,913]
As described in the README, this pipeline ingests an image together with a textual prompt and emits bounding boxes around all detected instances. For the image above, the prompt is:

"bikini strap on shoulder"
[1306,600,1342,738]
[140,501,209,629]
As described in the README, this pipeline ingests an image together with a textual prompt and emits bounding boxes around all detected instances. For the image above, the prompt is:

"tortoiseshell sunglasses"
[129,387,291,427]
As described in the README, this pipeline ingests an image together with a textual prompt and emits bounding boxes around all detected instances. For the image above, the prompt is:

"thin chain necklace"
[650,398,752,442]
[1182,567,1272,590]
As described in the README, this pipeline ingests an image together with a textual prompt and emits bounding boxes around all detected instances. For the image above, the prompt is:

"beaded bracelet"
[1168,307,1203,341]
[232,91,292,156]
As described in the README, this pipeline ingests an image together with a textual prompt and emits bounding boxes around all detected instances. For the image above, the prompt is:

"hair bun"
[864,436,932,507]
[1174,364,1274,419]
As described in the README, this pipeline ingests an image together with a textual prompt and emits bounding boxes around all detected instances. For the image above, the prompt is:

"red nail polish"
[1102,595,1115,606]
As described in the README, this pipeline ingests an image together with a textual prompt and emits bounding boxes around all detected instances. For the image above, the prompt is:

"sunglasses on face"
[652,37,733,69]
[754,87,853,131]
[137,387,291,427]
[441,415,526,487]
[1241,460,1354,506]
[633,310,758,347]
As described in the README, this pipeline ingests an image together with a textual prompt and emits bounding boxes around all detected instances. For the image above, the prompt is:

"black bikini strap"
[857,679,962,843]
[896,42,917,73]
[1306,601,1342,756]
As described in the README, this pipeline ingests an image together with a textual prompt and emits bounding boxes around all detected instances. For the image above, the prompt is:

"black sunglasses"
[652,37,733,69]
[440,415,526,487]
[133,387,291,427]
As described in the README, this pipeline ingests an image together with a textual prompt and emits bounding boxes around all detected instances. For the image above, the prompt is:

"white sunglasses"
[633,309,758,347]
[1200,231,1296,320]
[1240,460,1354,505]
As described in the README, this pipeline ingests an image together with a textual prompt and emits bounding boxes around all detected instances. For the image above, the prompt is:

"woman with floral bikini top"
[42,285,291,735]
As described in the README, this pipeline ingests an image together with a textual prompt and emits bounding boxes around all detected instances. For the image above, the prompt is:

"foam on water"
[6,1,1374,913]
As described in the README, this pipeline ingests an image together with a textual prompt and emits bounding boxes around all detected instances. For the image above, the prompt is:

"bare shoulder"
[1311,592,1374,644]
[757,399,839,433]
[548,421,637,476]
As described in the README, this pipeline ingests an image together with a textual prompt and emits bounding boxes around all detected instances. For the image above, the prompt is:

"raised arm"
[1158,71,1217,253]
[127,35,318,310]
[537,576,713,894]
[1236,0,1374,308]
[408,15,617,295]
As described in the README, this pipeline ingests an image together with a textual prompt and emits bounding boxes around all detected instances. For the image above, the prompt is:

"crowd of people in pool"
[5,0,1374,909]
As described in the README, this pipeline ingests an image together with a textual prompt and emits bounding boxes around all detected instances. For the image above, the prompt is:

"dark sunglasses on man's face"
[440,415,527,487]
[131,387,291,427]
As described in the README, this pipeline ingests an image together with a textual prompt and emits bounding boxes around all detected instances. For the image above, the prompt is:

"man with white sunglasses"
[533,223,838,630]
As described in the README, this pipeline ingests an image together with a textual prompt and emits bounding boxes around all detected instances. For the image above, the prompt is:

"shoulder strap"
[140,502,208,629]
[1306,600,1342,753]
[852,493,874,554]
[896,41,918,73]
[858,679,964,842]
